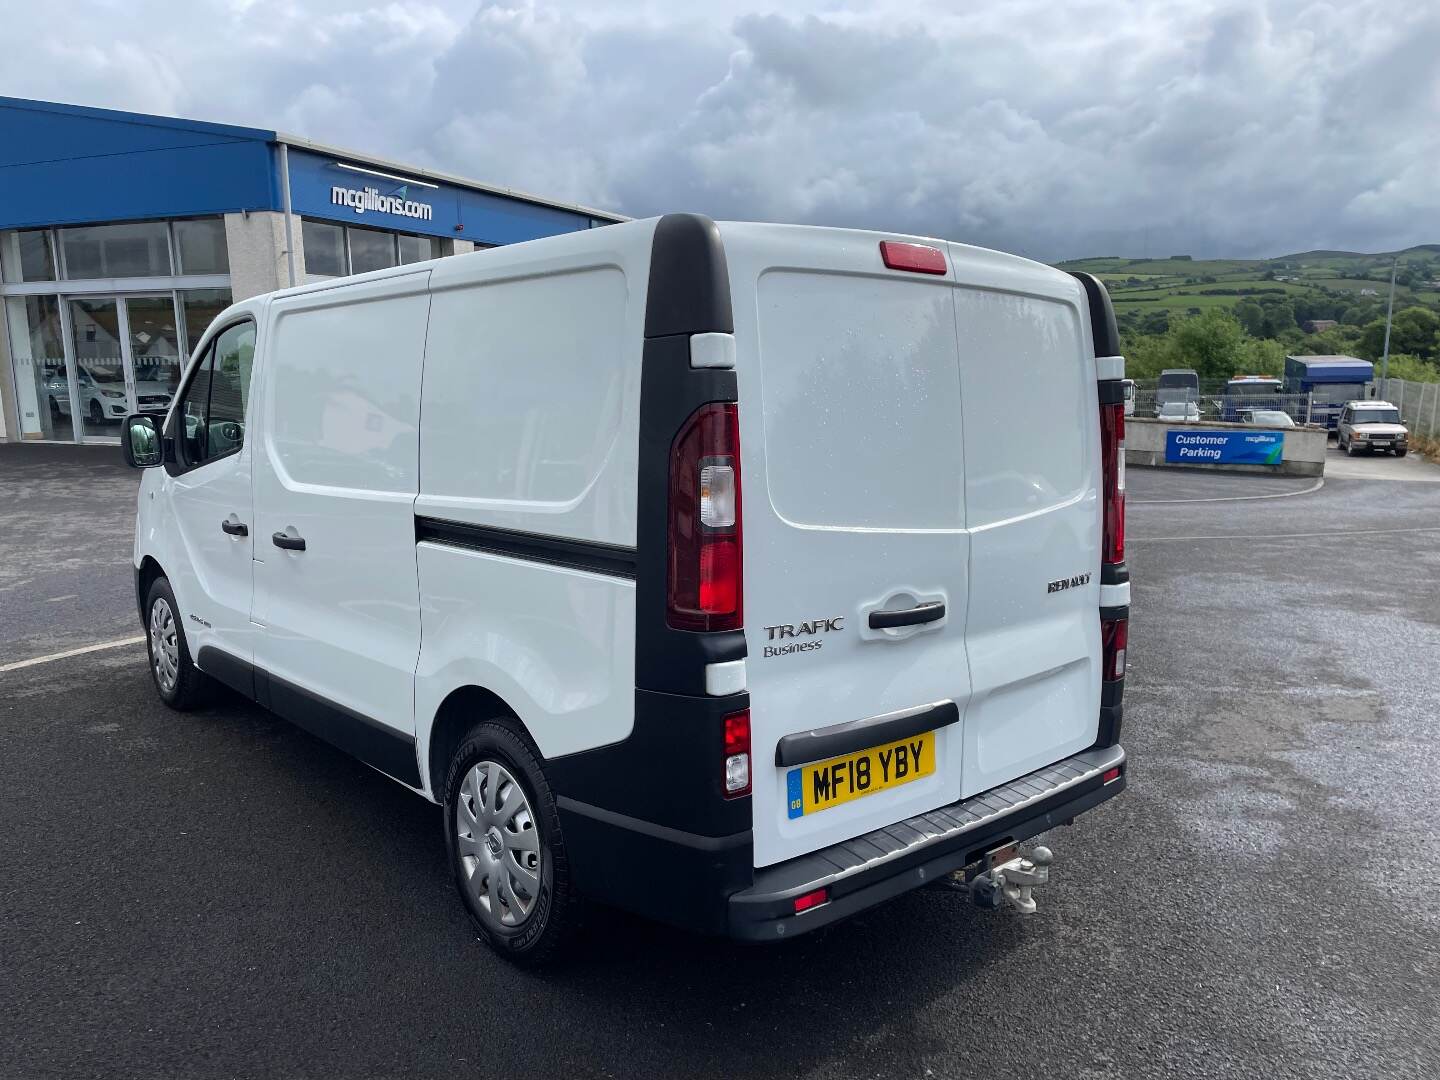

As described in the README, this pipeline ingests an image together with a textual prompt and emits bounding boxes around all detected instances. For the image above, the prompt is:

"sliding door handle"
[868,601,945,630]
[220,519,248,537]
[272,532,307,552]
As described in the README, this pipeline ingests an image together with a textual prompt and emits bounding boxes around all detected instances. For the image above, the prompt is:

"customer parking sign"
[1165,430,1284,466]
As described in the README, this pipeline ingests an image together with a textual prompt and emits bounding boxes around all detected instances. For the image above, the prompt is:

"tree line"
[1119,297,1440,384]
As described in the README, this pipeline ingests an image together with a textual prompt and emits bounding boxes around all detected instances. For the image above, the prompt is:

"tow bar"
[941,844,1054,914]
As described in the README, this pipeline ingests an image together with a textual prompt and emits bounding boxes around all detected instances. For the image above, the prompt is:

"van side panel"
[414,548,636,761]
[418,256,643,547]
[414,222,656,795]
[251,272,431,773]
[950,272,1102,797]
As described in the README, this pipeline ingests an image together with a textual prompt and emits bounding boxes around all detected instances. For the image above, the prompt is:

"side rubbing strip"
[416,517,638,580]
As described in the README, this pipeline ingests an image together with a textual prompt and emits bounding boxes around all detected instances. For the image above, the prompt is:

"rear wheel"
[443,721,578,966]
[144,578,212,710]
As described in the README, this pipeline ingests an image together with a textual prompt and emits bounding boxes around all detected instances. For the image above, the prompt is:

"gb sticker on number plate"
[786,731,936,819]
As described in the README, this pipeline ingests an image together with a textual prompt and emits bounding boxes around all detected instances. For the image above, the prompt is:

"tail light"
[1099,402,1125,565]
[1102,616,1128,681]
[668,402,743,631]
[723,708,751,798]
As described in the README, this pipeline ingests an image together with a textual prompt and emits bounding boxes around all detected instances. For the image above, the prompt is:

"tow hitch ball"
[959,845,1054,914]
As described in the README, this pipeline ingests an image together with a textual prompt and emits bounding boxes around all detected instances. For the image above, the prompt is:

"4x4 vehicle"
[1337,401,1408,456]
[123,216,1129,963]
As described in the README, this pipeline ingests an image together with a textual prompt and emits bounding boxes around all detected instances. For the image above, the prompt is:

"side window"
[179,345,215,464]
[177,320,256,468]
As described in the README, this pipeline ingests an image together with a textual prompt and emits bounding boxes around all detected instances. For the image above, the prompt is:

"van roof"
[260,217,1079,304]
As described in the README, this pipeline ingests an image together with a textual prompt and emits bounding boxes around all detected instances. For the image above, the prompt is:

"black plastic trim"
[644,214,734,338]
[1094,703,1124,747]
[633,215,745,696]
[1098,379,1127,406]
[1100,562,1129,586]
[556,798,752,936]
[260,669,421,787]
[1069,272,1121,359]
[774,700,959,768]
[193,646,419,787]
[195,645,256,700]
[416,517,638,580]
[868,601,946,630]
[1101,678,1125,708]
[729,759,1126,941]
[547,688,752,838]
[1100,603,1130,622]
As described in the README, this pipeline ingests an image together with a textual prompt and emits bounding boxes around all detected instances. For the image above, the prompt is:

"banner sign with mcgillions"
[1165,430,1284,465]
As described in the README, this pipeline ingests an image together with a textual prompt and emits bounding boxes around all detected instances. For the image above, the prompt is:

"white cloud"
[2,0,1436,259]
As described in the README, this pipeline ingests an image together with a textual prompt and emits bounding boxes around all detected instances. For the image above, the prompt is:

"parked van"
[124,215,1129,964]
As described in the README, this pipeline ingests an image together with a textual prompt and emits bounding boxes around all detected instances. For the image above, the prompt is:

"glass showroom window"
[302,220,346,279]
[179,288,234,356]
[398,234,441,264]
[5,295,70,440]
[349,226,398,274]
[174,217,230,275]
[0,229,57,282]
[59,221,173,278]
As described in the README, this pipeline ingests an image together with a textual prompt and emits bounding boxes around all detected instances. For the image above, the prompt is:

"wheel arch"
[425,684,533,802]
[136,555,167,623]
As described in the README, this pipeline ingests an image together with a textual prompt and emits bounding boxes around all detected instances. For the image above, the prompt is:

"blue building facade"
[0,96,621,443]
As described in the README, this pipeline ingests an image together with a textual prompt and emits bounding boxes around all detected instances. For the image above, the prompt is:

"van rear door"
[723,224,1102,868]
[723,225,974,867]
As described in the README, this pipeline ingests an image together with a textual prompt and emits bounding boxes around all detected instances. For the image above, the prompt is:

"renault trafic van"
[124,215,1130,964]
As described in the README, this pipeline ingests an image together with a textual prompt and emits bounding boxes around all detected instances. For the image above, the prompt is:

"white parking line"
[0,635,145,673]
[1130,477,1324,505]
[1132,526,1440,543]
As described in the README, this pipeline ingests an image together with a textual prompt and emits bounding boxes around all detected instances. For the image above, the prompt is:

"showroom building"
[0,95,623,444]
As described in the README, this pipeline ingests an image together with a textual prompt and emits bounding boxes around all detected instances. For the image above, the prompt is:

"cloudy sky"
[6,0,1438,260]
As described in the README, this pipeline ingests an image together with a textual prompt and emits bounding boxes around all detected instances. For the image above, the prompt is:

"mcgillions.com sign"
[1166,430,1284,466]
[331,185,433,221]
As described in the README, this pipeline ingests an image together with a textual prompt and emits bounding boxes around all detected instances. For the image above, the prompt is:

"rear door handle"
[868,601,945,630]
[221,519,248,537]
[272,532,307,552]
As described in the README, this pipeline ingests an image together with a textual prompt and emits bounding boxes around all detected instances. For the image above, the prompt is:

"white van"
[124,215,1130,964]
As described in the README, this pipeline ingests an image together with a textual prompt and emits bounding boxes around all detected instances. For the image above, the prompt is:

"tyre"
[49,396,61,420]
[1346,439,1357,457]
[89,399,104,424]
[1396,448,1408,457]
[144,577,212,710]
[444,721,578,966]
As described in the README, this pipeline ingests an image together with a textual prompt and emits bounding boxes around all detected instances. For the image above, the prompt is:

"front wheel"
[443,722,579,966]
[144,578,212,710]
[1396,448,1408,457]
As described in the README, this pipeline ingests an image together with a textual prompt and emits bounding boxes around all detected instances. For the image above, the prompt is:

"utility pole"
[1380,257,1397,391]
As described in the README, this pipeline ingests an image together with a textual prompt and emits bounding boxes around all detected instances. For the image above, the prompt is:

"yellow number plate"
[786,731,936,819]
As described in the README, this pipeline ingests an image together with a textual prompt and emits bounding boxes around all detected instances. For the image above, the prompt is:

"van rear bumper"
[726,744,1127,942]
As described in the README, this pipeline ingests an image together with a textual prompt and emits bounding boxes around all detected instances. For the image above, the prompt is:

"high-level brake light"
[879,241,947,275]
[667,402,743,632]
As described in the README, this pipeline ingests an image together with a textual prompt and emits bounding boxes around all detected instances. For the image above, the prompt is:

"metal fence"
[1131,389,1315,424]
[1377,378,1440,440]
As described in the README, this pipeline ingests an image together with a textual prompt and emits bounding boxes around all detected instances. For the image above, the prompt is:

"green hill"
[1056,245,1440,323]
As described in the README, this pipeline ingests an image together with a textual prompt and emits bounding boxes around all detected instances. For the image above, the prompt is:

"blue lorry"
[1283,355,1373,431]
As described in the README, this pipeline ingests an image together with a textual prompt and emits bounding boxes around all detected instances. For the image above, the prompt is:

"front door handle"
[221,519,248,537]
[868,601,946,630]
[272,532,307,552]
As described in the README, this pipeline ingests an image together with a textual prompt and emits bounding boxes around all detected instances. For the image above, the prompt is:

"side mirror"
[123,413,162,468]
